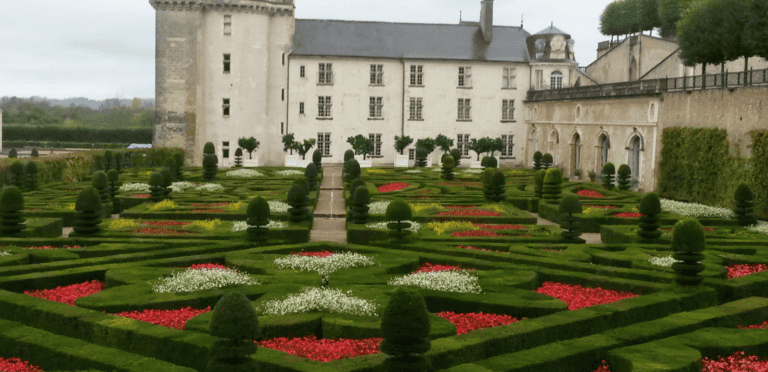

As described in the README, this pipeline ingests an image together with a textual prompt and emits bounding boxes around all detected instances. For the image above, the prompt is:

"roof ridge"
[295,18,525,29]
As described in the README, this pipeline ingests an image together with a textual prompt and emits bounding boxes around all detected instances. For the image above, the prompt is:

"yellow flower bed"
[366,168,386,174]
[479,204,506,213]
[149,199,176,211]
[409,203,445,213]
[183,219,222,232]
[426,221,478,236]
[582,207,605,215]
[223,201,246,212]
[106,219,141,230]
[65,203,76,211]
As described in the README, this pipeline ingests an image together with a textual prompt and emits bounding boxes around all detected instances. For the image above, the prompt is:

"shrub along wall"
[3,126,152,144]
[3,141,131,149]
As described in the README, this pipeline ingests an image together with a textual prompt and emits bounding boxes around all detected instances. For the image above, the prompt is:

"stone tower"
[150,0,295,166]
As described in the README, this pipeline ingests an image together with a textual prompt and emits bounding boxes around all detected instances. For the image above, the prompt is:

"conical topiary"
[380,287,432,372]
[602,162,616,190]
[489,170,506,202]
[559,195,583,243]
[246,196,270,242]
[73,187,102,235]
[159,167,173,200]
[343,159,361,185]
[0,186,26,236]
[149,172,165,202]
[113,152,123,173]
[203,142,216,155]
[286,184,308,223]
[617,164,631,190]
[92,171,112,217]
[234,148,243,168]
[8,160,25,189]
[207,293,260,372]
[415,148,428,168]
[733,183,758,227]
[24,161,38,190]
[637,192,662,242]
[93,153,104,172]
[481,168,495,201]
[305,163,318,191]
[671,219,706,286]
[441,156,455,181]
[385,199,412,241]
[534,169,546,199]
[542,153,553,169]
[203,154,218,181]
[450,148,462,167]
[173,151,185,180]
[103,150,114,171]
[292,177,309,197]
[541,168,563,205]
[123,152,132,169]
[107,169,122,214]
[312,148,323,173]
[351,186,370,224]
[347,178,367,207]
[533,151,543,170]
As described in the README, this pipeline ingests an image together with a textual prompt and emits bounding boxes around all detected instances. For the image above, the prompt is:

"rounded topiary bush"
[487,156,498,169]
[542,153,553,169]
[602,162,616,190]
[534,169,547,199]
[203,154,218,181]
[207,293,260,372]
[441,156,455,181]
[559,195,583,243]
[246,196,270,242]
[480,156,491,168]
[149,172,165,202]
[415,148,428,168]
[533,151,543,170]
[617,164,631,190]
[234,148,243,167]
[8,160,25,189]
[73,187,103,235]
[450,148,462,167]
[671,219,706,286]
[8,149,17,159]
[107,169,121,214]
[541,168,563,205]
[312,148,323,172]
[385,199,412,240]
[292,177,309,197]
[91,171,112,216]
[24,161,38,190]
[733,183,757,227]
[286,184,308,223]
[344,149,355,163]
[380,287,431,372]
[637,192,662,242]
[305,163,318,191]
[489,170,506,202]
[0,186,26,236]
[351,186,370,224]
[173,152,185,180]
[347,178,367,208]
[343,159,361,185]
[203,142,216,155]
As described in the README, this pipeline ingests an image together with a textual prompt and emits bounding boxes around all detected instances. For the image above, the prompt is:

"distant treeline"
[3,125,153,144]
[0,96,154,128]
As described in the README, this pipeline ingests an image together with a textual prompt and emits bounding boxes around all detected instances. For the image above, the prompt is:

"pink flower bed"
[112,306,211,330]
[434,311,525,334]
[24,280,105,306]
[577,189,605,198]
[190,202,230,208]
[191,209,226,213]
[702,351,768,371]
[583,205,618,209]
[377,182,409,192]
[132,228,193,235]
[412,262,475,273]
[612,212,645,218]
[452,230,500,238]
[130,194,151,198]
[0,357,44,372]
[473,223,526,230]
[727,263,768,279]
[23,245,81,250]
[143,221,193,227]
[738,320,768,329]
[185,263,230,270]
[535,281,639,310]
[256,336,382,362]
[290,250,336,257]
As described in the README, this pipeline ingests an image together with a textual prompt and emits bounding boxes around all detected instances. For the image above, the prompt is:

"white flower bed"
[225,169,264,178]
[151,267,260,293]
[365,220,421,233]
[405,169,422,174]
[268,200,290,213]
[660,198,734,219]
[388,271,482,294]
[170,181,198,193]
[273,252,377,277]
[368,201,391,215]
[258,287,378,317]
[195,183,225,192]
[275,170,304,176]
[119,183,150,193]
[747,223,768,236]
[648,255,682,267]
[231,220,288,232]
[431,167,441,172]
[462,169,483,174]
[0,251,12,257]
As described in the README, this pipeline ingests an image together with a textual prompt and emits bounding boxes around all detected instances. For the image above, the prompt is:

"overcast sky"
[0,0,615,101]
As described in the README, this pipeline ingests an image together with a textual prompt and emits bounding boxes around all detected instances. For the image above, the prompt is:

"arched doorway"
[630,135,641,184]
[571,133,581,176]
[629,57,638,81]
[550,130,559,166]
[599,134,610,167]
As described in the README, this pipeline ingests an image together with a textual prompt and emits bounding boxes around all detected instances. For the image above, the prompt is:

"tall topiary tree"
[103,150,114,171]
[73,187,102,236]
[671,219,706,286]
[173,151,185,180]
[602,162,616,190]
[489,170,506,202]
[380,287,432,372]
[158,168,172,200]
[24,162,38,191]
[734,183,758,227]
[233,148,243,168]
[347,178,367,207]
[385,199,412,241]
[481,168,495,201]
[93,153,104,172]
[0,186,26,236]
[286,184,308,223]
[617,164,632,190]
[203,142,216,155]
[559,195,583,243]
[542,153,553,169]
[8,161,25,189]
[31,149,39,158]
[7,149,17,159]
[312,148,323,173]
[441,156,455,181]
[292,177,310,197]
[305,163,318,191]
[113,152,123,173]
[207,293,260,372]
[203,154,218,181]
[92,171,112,217]
[246,196,270,242]
[414,148,428,168]
[534,169,547,199]
[343,159,361,185]
[351,186,371,224]
[123,152,132,169]
[637,192,662,242]
[149,172,165,202]
[542,168,563,205]
[344,149,355,163]
[107,169,121,214]
[450,148,462,167]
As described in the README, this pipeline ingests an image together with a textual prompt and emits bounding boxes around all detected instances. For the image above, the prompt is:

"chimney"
[480,0,493,42]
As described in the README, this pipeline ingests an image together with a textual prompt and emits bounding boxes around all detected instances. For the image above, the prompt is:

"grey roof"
[292,19,531,62]
[534,25,568,36]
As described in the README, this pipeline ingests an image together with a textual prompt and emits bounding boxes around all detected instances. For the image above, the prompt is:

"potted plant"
[588,170,597,182]
[393,135,413,167]
[282,134,299,166]
[574,169,582,179]
[238,136,260,167]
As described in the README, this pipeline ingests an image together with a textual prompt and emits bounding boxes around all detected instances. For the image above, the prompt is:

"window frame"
[299,102,304,115]
[408,97,423,120]
[317,96,332,118]
[501,134,515,159]
[457,98,471,121]
[502,99,515,122]
[551,71,563,89]
[369,97,383,118]
[224,15,231,35]
[222,98,230,117]
[409,65,424,86]
[458,66,472,87]
[370,64,384,85]
[503,67,516,89]
[318,63,333,85]
[457,134,470,157]
[223,54,231,73]
[317,132,332,157]
[368,133,382,157]
[300,65,305,78]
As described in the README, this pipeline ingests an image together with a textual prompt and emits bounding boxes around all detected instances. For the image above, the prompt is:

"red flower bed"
[130,194,151,198]
[452,230,500,237]
[437,209,501,217]
[592,360,612,372]
[290,251,335,257]
[612,212,645,218]
[436,181,482,187]
[143,221,193,226]
[112,306,211,330]
[256,336,382,362]
[132,228,193,235]
[739,320,768,329]
[727,263,768,279]
[191,209,226,213]
[702,351,768,371]
[23,245,81,250]
[377,182,409,192]
[186,263,230,270]
[412,262,475,273]
[444,205,476,209]
[24,208,42,211]
[190,202,230,207]
[456,245,508,253]
[24,280,105,306]
[417,189,432,194]
[434,311,524,335]
[576,189,605,198]
[473,223,525,230]
[583,205,618,209]
[535,281,638,310]
[0,357,44,372]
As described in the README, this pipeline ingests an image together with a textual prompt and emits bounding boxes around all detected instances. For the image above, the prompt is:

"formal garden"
[0,136,767,372]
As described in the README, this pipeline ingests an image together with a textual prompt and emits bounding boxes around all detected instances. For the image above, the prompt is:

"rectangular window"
[368,133,382,156]
[223,54,231,73]
[369,97,383,118]
[410,65,423,86]
[458,66,472,87]
[318,96,332,118]
[224,15,231,35]
[370,64,383,85]
[408,148,415,160]
[223,98,230,116]
[318,63,333,84]
[535,69,544,90]
[458,98,471,120]
[282,89,285,101]
[457,134,470,157]
[317,132,331,156]
[222,141,230,159]
[281,122,284,135]
[502,99,515,121]
[300,65,305,78]
[282,53,285,66]
[503,67,516,89]
[409,98,423,120]
[501,134,514,158]
[299,102,304,115]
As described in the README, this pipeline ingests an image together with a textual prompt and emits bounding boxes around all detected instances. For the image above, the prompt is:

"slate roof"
[292,19,531,62]
[533,25,568,36]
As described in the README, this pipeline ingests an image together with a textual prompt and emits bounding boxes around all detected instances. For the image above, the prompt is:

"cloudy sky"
[1,0,617,101]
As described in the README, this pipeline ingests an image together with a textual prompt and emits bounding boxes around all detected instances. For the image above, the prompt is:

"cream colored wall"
[638,36,679,78]
[525,96,661,192]
[288,56,531,166]
[585,41,630,84]
[529,63,576,90]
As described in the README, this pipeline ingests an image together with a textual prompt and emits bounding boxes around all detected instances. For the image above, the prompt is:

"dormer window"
[535,39,546,51]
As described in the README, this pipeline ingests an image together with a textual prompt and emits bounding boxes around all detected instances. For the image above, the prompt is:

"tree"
[238,137,260,159]
[434,134,454,154]
[207,293,260,372]
[489,137,504,157]
[296,138,316,160]
[468,137,493,160]
[380,288,432,372]
[657,0,694,37]
[671,219,706,286]
[347,135,375,160]
[246,197,270,242]
[394,135,413,155]
[414,138,436,155]
[131,97,142,110]
[743,0,768,59]
[677,0,751,70]
[282,134,297,155]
